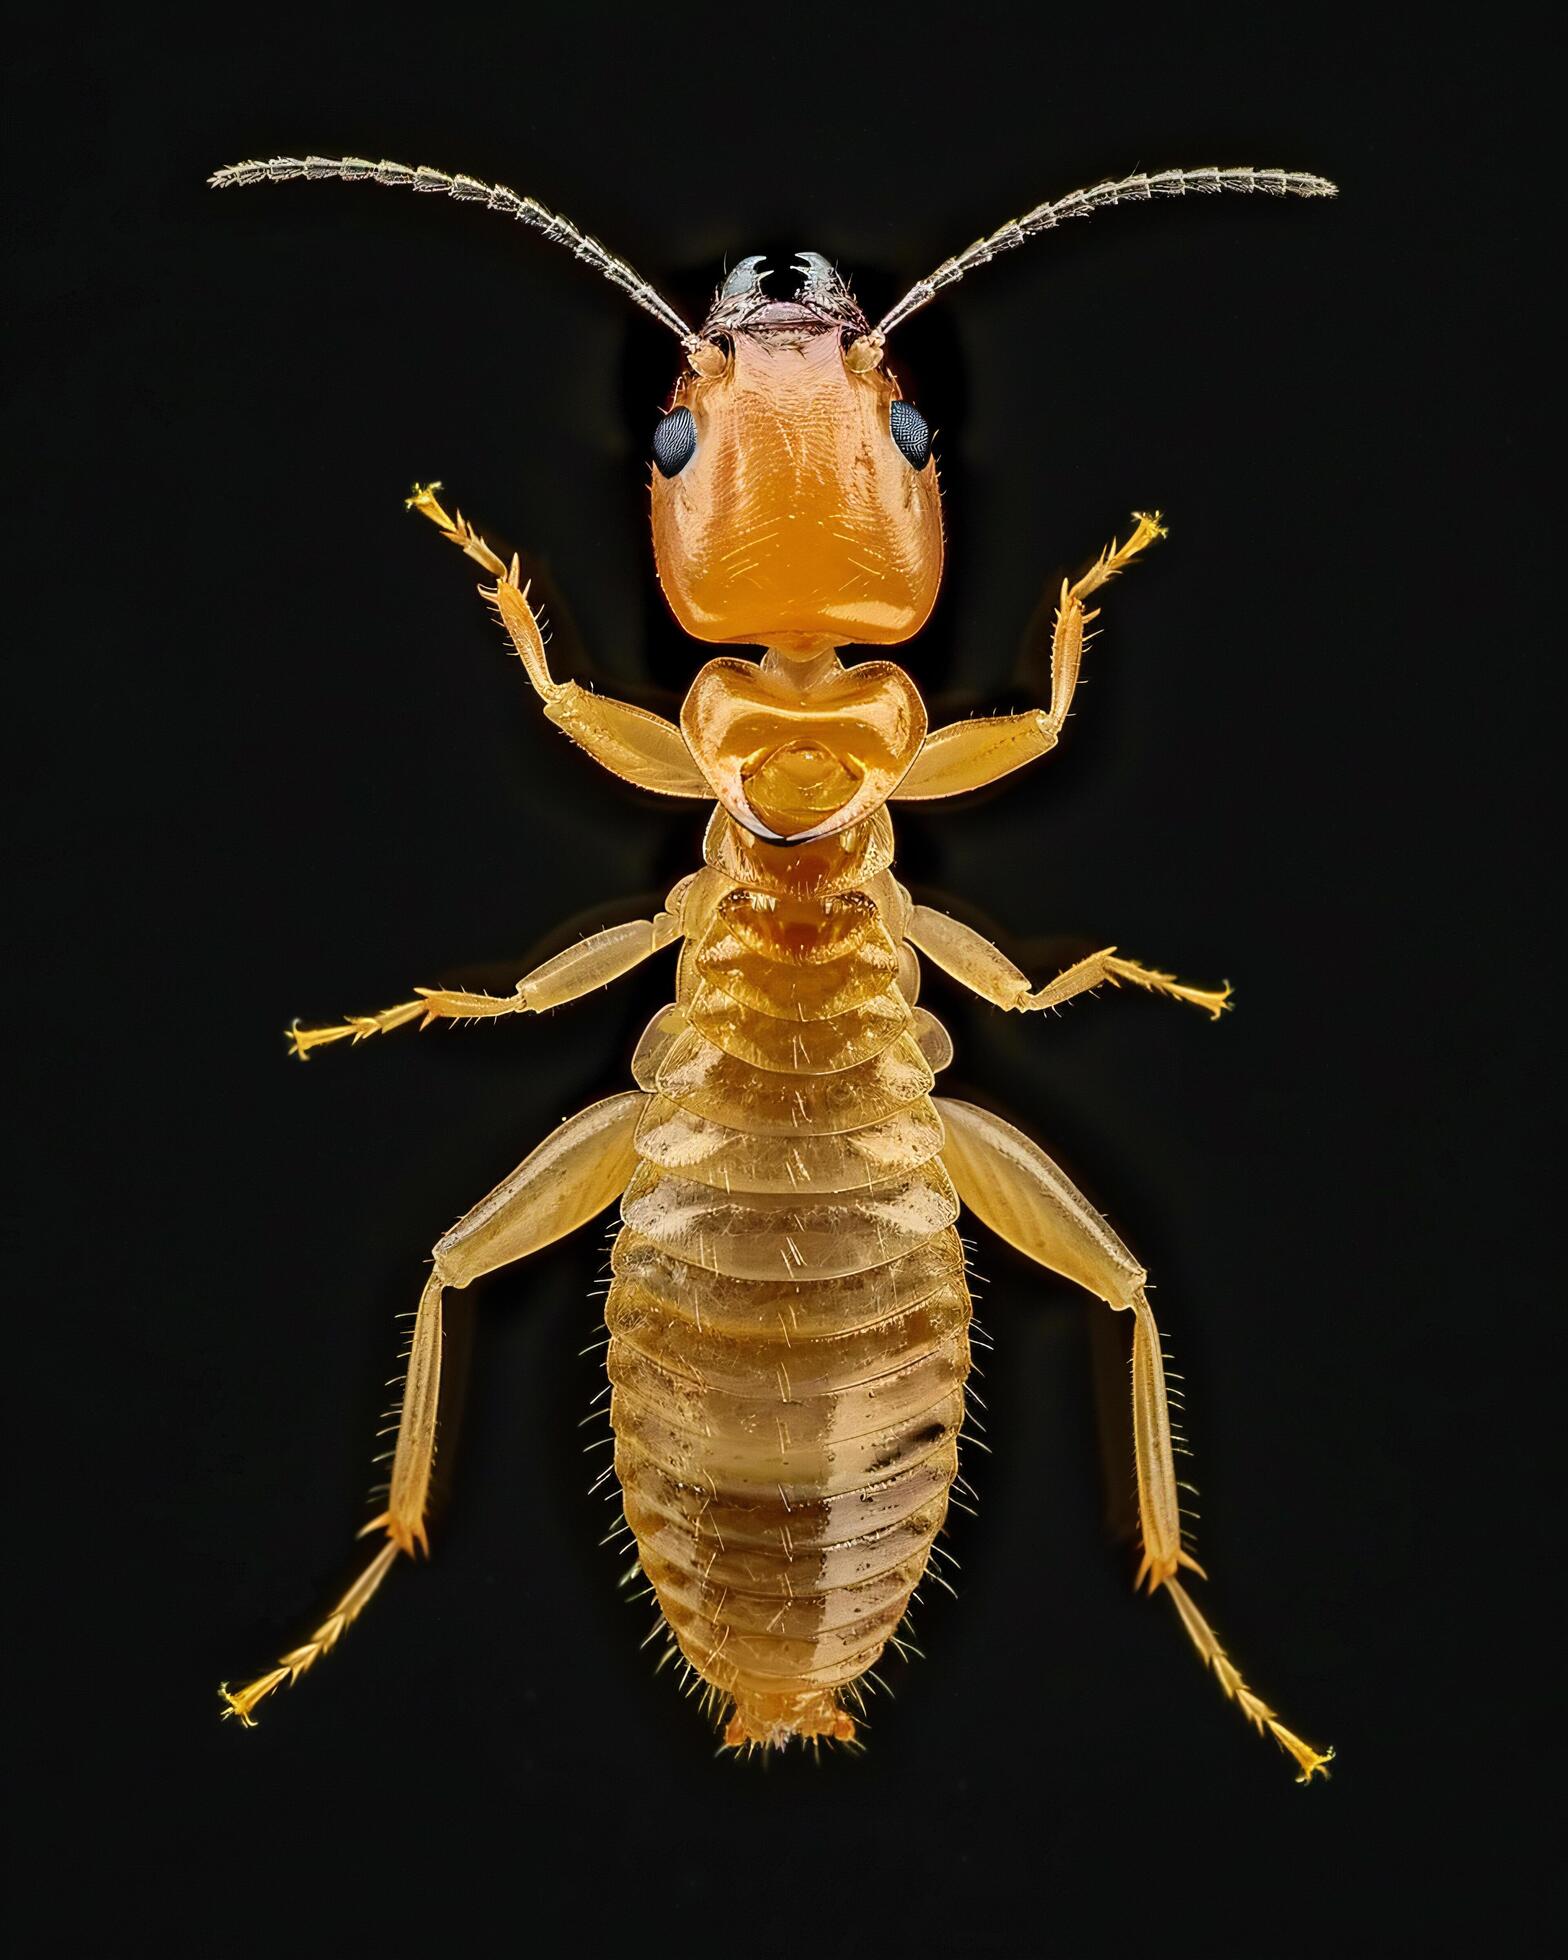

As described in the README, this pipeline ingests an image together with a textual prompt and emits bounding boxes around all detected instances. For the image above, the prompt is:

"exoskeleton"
[214,154,1335,1776]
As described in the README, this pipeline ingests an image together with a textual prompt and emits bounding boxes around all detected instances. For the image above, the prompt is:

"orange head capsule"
[649,256,943,659]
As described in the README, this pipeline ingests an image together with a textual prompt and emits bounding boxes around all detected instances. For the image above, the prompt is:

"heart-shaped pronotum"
[681,657,927,843]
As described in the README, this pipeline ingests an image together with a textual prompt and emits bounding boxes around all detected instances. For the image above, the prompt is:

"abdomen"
[605,811,970,1746]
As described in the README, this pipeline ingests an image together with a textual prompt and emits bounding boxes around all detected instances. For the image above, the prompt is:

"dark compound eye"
[889,398,931,470]
[652,406,697,478]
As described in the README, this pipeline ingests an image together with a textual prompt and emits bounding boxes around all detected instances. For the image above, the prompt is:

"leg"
[220,1091,645,1725]
[936,1096,1332,1781]
[894,512,1165,802]
[406,480,511,577]
[289,892,690,1059]
[1017,947,1230,1021]
[409,483,709,801]
[907,902,1230,1021]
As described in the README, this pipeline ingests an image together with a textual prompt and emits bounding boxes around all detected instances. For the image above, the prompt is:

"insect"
[213,153,1336,1778]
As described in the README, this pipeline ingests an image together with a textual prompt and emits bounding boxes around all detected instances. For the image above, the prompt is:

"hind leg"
[221,1091,644,1724]
[936,1096,1332,1781]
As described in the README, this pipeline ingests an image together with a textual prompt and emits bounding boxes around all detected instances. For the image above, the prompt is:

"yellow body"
[211,152,1334,1779]
[614,816,963,1745]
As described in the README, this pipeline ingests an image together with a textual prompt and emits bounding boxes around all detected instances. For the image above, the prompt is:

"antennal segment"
[209,155,702,350]
[871,165,1337,341]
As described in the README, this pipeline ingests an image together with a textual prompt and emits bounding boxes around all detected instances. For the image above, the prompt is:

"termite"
[212,154,1336,1778]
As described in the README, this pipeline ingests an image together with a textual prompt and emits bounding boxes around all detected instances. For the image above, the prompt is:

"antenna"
[870,165,1337,341]
[209,155,702,350]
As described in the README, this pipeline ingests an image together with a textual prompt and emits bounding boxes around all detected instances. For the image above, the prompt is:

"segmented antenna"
[872,165,1337,339]
[209,155,702,350]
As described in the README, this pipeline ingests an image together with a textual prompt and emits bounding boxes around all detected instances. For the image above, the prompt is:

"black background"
[8,6,1551,1955]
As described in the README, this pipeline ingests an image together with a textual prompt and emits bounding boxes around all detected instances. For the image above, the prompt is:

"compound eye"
[652,406,698,478]
[889,398,931,470]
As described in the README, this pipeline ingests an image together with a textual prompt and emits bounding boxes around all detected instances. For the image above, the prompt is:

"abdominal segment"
[606,814,970,1747]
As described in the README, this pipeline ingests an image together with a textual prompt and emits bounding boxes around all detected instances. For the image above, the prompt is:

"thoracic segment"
[606,808,970,1747]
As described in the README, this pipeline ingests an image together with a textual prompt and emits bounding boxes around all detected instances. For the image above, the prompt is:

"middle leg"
[288,891,689,1058]
[906,902,1231,1021]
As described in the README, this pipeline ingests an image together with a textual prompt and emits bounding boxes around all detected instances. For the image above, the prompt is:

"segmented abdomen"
[606,810,969,1746]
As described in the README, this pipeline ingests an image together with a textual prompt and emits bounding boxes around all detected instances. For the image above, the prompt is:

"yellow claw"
[1176,980,1233,1022]
[1073,512,1168,597]
[219,1670,287,1726]
[1278,1731,1336,1783]
[407,481,510,575]
[286,1018,354,1060]
[405,481,454,529]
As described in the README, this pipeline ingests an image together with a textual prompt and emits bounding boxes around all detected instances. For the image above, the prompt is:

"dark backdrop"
[8,6,1551,1955]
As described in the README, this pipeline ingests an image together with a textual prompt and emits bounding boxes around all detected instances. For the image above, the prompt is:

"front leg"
[893,511,1165,802]
[906,902,1231,1022]
[410,485,710,800]
[289,891,689,1058]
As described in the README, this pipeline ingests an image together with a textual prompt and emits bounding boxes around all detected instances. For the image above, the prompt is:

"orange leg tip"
[216,1684,250,1726]
[1279,1731,1336,1783]
[405,481,452,527]
[218,1670,287,1726]
[287,1021,354,1060]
